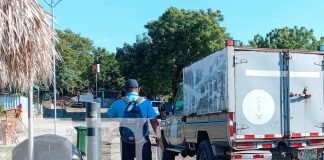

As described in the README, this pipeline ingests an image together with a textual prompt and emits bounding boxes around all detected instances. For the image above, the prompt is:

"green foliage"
[94,47,125,90]
[319,37,324,45]
[116,34,156,96]
[56,29,95,94]
[0,103,3,117]
[56,29,124,95]
[54,11,324,100]
[41,92,53,101]
[117,7,229,96]
[249,26,323,50]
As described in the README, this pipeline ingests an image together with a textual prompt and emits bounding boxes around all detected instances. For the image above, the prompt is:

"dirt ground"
[0,107,195,160]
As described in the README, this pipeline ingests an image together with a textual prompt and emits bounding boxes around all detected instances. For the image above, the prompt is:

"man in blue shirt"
[108,79,163,160]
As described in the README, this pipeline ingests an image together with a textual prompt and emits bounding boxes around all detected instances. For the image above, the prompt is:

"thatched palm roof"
[0,0,59,92]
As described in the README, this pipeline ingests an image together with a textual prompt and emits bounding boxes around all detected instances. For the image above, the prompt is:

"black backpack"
[120,97,148,143]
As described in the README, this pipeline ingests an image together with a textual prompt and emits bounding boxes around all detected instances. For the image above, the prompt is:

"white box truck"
[161,42,324,160]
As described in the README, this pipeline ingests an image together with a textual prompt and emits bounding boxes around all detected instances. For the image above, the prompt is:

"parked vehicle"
[151,101,173,119]
[151,101,164,116]
[161,41,324,160]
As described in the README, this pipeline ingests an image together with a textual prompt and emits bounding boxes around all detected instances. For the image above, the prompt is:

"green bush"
[0,103,3,117]
[41,92,53,101]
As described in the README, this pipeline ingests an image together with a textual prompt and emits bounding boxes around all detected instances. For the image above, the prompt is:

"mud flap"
[272,147,324,160]
[293,147,323,160]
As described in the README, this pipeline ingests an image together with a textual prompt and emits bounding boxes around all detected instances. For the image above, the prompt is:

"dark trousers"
[121,137,152,160]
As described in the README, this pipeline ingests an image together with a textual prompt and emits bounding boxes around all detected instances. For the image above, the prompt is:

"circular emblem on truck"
[242,89,275,125]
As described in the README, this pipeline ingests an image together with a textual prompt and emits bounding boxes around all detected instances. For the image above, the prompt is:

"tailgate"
[234,51,283,139]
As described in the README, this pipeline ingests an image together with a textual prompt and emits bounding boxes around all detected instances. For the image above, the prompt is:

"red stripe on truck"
[310,132,319,137]
[291,142,303,148]
[310,139,324,146]
[291,133,301,138]
[264,134,275,138]
[262,144,272,149]
[236,134,282,139]
[244,135,255,139]
[231,154,243,159]
[236,142,255,149]
[232,154,269,159]
[253,154,264,159]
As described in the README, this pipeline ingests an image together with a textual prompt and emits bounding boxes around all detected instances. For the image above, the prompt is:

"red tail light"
[229,112,234,121]
[230,125,234,137]
[229,112,235,137]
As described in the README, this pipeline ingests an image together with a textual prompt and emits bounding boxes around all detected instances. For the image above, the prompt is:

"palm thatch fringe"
[0,0,60,92]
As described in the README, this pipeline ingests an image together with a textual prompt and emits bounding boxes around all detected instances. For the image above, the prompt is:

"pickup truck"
[161,42,324,160]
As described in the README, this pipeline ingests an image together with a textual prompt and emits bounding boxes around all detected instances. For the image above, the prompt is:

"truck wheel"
[161,135,176,160]
[197,140,214,160]
[188,152,195,157]
[162,152,175,160]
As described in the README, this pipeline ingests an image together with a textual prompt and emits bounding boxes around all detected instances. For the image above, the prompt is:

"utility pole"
[43,0,63,134]
[96,73,98,99]
[92,64,100,101]
[28,82,34,160]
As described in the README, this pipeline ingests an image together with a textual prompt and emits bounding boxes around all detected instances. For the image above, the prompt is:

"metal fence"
[0,96,28,111]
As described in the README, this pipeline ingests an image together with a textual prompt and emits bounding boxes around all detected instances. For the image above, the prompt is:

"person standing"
[107,79,163,160]
[77,90,80,103]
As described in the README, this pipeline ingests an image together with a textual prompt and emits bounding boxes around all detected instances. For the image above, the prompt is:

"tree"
[144,7,229,96]
[249,26,324,50]
[319,37,324,45]
[56,29,94,94]
[93,47,124,90]
[117,7,230,97]
[116,34,157,96]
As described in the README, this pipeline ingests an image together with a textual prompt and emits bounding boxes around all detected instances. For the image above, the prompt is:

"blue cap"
[125,79,139,89]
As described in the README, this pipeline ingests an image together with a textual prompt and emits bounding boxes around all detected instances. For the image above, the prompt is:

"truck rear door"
[234,51,283,139]
[289,53,324,138]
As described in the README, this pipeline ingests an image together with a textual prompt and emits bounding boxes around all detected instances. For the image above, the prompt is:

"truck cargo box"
[183,49,228,115]
[183,46,324,139]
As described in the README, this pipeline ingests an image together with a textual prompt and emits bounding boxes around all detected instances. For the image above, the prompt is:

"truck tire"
[162,152,175,160]
[161,135,176,160]
[197,140,214,160]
